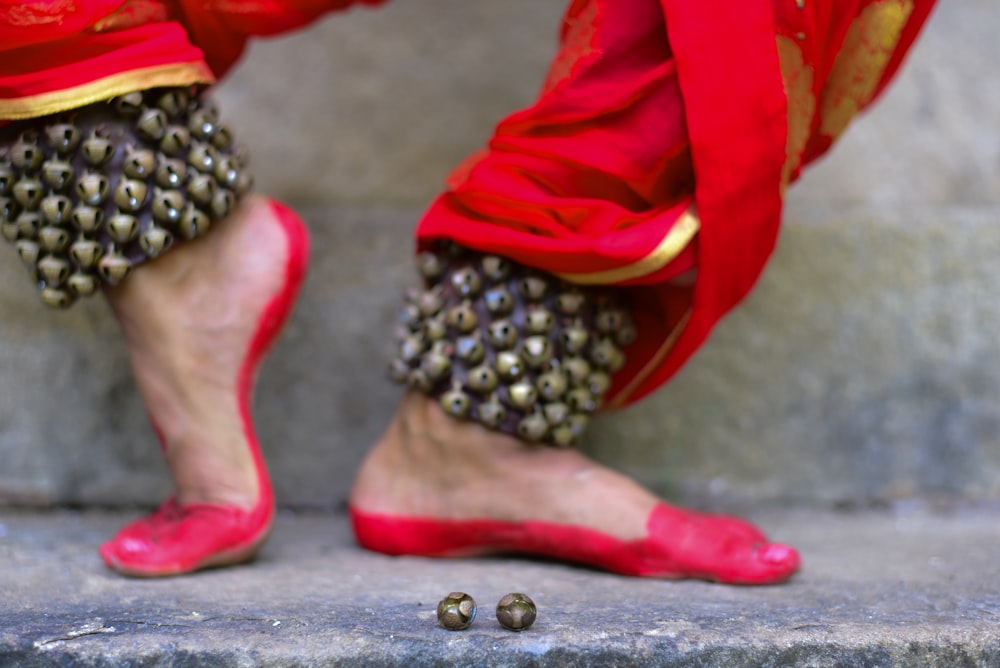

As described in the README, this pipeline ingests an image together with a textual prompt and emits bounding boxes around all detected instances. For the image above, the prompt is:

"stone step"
[2,508,999,667]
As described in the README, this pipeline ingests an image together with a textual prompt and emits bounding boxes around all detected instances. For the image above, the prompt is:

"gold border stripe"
[0,62,215,120]
[606,308,692,410]
[555,209,699,285]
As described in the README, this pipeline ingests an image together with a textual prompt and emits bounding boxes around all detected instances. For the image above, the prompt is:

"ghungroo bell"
[436,592,477,631]
[0,86,253,308]
[495,593,537,631]
[389,242,635,447]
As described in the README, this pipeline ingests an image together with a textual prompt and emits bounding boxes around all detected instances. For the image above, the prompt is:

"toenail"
[758,543,796,565]
[496,593,537,631]
[436,592,477,630]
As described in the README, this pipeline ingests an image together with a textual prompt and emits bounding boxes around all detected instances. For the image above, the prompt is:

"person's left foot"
[350,392,800,585]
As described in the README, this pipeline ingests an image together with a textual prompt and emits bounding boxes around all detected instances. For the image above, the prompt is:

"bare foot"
[99,195,309,576]
[350,392,800,584]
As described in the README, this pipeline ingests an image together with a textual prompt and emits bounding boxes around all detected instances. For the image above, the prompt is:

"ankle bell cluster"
[0,87,251,308]
[389,243,636,447]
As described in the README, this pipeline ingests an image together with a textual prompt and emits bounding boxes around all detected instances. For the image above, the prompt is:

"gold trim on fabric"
[776,35,816,192]
[819,0,914,141]
[606,308,692,410]
[0,62,215,120]
[555,208,700,285]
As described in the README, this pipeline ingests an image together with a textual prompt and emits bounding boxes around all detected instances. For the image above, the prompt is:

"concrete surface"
[1,1,1000,510]
[2,507,1000,667]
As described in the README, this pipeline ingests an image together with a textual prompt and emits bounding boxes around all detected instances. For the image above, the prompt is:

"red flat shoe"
[99,200,310,577]
[349,502,800,585]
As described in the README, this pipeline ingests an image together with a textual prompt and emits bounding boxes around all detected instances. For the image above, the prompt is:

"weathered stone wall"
[0,1,997,510]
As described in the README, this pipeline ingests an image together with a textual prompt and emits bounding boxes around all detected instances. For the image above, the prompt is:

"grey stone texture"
[1,1,999,509]
[3,507,1000,667]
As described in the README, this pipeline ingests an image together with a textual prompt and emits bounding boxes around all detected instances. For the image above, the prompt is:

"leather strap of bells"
[0,87,251,309]
[389,243,636,447]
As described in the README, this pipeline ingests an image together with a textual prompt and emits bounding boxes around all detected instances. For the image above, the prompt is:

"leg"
[350,246,799,585]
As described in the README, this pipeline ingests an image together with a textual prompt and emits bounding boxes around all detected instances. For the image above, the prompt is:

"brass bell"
[14,239,40,266]
[387,358,411,383]
[186,173,216,206]
[106,213,139,244]
[595,307,627,333]
[0,164,14,195]
[232,170,253,195]
[437,592,476,631]
[15,212,42,239]
[160,125,191,156]
[137,107,168,141]
[37,255,71,286]
[113,179,148,212]
[155,157,187,189]
[561,324,589,355]
[525,307,554,334]
[41,160,74,191]
[440,386,471,418]
[178,204,211,239]
[507,382,538,410]
[398,303,421,330]
[423,314,447,341]
[565,414,589,441]
[210,188,235,219]
[522,335,553,368]
[518,275,548,301]
[75,173,110,206]
[449,266,482,297]
[140,226,174,258]
[615,323,638,347]
[1,222,17,243]
[38,226,71,253]
[483,286,513,315]
[495,593,537,631]
[10,141,43,172]
[0,195,15,223]
[417,251,446,279]
[487,319,518,349]
[71,205,104,234]
[210,124,234,151]
[481,255,510,282]
[98,252,131,284]
[213,156,241,189]
[550,425,574,446]
[81,134,115,166]
[555,291,586,316]
[445,302,478,333]
[13,178,44,209]
[477,394,506,428]
[408,368,433,391]
[466,364,498,393]
[187,142,216,173]
[587,371,612,396]
[495,350,524,381]
[123,148,157,179]
[566,388,597,414]
[69,239,103,269]
[188,108,217,140]
[44,123,82,154]
[154,89,189,118]
[590,339,625,372]
[40,196,73,225]
[399,334,427,364]
[536,371,568,401]
[419,351,452,382]
[112,91,144,117]
[542,401,569,426]
[517,413,549,442]
[416,288,444,317]
[67,272,98,297]
[40,287,73,309]
[151,189,185,224]
[455,334,485,364]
